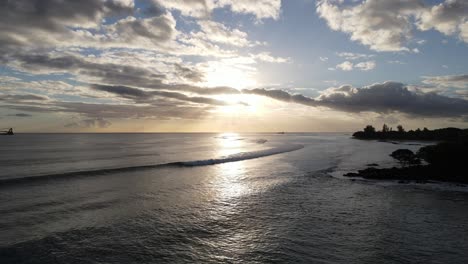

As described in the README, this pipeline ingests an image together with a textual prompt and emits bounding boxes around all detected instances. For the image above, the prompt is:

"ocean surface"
[1,133,468,263]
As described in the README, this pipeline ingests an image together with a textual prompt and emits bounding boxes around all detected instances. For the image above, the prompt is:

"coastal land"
[345,125,468,184]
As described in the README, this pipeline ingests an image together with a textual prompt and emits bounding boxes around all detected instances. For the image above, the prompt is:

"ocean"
[1,133,468,263]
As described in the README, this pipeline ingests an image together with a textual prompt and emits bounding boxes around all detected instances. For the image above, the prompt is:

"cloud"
[317,0,422,52]
[0,0,287,101]
[155,0,281,20]
[335,60,376,71]
[355,61,376,71]
[7,113,32,117]
[194,20,251,47]
[155,0,211,18]
[251,52,291,63]
[103,13,177,45]
[319,56,328,62]
[422,74,468,89]
[9,53,167,89]
[2,100,213,121]
[5,52,243,98]
[336,61,354,71]
[316,82,468,117]
[245,81,468,118]
[90,84,147,98]
[317,0,468,52]
[387,60,406,65]
[65,118,112,128]
[217,0,282,20]
[416,0,468,42]
[0,0,243,57]
[0,0,134,33]
[174,64,205,83]
[0,94,49,103]
[90,84,233,106]
[336,52,374,60]
[0,0,137,51]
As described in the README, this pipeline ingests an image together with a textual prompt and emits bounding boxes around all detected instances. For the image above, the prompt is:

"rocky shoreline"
[345,125,468,185]
[344,166,467,185]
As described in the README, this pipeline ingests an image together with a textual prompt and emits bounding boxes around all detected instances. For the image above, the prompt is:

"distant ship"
[1,128,14,135]
[277,131,285,134]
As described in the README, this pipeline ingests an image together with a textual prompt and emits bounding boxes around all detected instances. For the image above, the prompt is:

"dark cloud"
[91,84,231,106]
[7,113,32,117]
[0,94,49,102]
[6,51,468,121]
[246,81,468,118]
[0,0,134,50]
[12,54,166,86]
[141,3,165,17]
[174,64,205,82]
[149,90,229,106]
[422,74,468,88]
[7,53,241,96]
[317,82,468,117]
[165,85,240,95]
[0,0,133,32]
[0,0,178,53]
[105,14,176,44]
[91,84,147,98]
[1,100,212,121]
[53,101,211,120]
[244,88,318,107]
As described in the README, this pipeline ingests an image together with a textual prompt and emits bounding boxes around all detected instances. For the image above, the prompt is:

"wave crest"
[0,144,304,186]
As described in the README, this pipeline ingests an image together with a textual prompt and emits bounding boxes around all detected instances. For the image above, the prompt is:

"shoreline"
[343,165,468,185]
[346,126,467,185]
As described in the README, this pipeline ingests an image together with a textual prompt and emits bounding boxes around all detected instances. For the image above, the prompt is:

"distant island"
[345,125,468,184]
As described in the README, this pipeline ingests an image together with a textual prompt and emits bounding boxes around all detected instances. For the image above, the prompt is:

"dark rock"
[347,125,468,184]
[390,149,421,166]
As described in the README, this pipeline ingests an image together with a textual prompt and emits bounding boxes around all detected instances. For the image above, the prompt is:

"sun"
[198,60,267,115]
[201,61,257,89]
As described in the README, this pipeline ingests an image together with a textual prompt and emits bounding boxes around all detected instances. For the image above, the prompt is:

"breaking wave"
[0,144,304,186]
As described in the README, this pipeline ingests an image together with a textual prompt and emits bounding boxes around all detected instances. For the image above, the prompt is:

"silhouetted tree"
[382,124,390,133]
[397,125,405,133]
[364,125,376,134]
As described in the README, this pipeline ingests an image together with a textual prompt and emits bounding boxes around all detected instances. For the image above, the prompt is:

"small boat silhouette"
[1,128,14,135]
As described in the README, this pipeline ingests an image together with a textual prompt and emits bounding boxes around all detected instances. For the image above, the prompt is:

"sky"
[0,0,467,132]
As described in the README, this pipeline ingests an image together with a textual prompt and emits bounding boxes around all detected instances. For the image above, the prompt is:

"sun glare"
[214,93,265,115]
[202,63,257,89]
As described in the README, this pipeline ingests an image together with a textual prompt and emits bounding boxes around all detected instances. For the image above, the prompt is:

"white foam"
[178,144,304,166]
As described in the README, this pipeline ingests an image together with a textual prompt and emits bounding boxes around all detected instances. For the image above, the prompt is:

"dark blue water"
[1,134,468,263]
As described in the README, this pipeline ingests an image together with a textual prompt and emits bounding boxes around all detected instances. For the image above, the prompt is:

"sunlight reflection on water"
[214,133,249,200]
